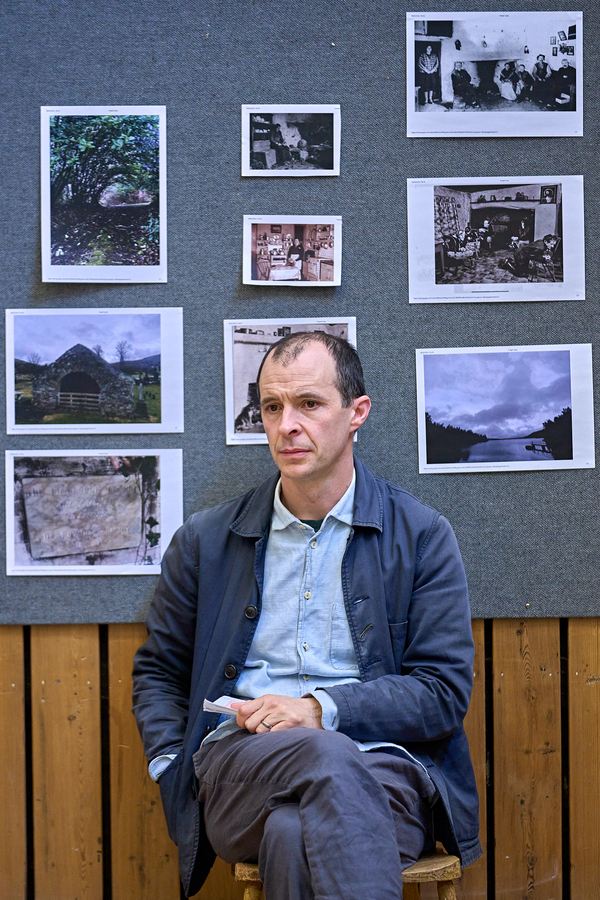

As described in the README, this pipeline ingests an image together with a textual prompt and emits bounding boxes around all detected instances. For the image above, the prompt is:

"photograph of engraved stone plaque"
[407,175,584,303]
[6,450,183,575]
[243,216,342,285]
[406,12,582,138]
[41,105,167,282]
[6,308,183,434]
[224,317,356,444]
[415,344,595,474]
[241,104,341,176]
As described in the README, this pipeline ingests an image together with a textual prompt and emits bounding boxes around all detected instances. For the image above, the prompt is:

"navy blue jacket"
[133,458,481,895]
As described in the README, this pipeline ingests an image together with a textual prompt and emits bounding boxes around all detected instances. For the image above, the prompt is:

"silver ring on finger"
[261,719,272,730]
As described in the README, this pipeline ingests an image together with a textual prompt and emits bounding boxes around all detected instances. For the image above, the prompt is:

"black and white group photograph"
[6,308,183,434]
[224,317,355,443]
[5,449,183,575]
[416,344,594,473]
[243,216,342,285]
[407,176,584,303]
[406,12,582,137]
[241,104,340,176]
[40,105,167,282]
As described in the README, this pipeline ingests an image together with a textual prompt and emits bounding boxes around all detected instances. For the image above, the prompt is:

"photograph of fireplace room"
[434,182,563,285]
[414,15,577,112]
[251,222,335,282]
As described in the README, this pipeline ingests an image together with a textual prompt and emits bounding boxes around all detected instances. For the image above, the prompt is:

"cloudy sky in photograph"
[423,349,571,438]
[14,313,161,364]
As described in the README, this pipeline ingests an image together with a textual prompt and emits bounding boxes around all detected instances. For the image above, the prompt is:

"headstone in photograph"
[22,475,142,559]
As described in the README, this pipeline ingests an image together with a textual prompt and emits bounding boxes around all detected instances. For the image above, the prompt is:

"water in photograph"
[464,438,553,462]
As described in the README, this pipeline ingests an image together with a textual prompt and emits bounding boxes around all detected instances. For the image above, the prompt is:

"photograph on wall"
[406,12,582,138]
[243,216,342,285]
[41,106,167,282]
[6,308,183,434]
[416,344,594,474]
[407,176,584,303]
[241,104,341,176]
[224,317,356,444]
[6,449,183,575]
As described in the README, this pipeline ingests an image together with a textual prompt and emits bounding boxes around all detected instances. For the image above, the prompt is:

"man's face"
[456,63,462,71]
[259,342,369,488]
[561,60,568,68]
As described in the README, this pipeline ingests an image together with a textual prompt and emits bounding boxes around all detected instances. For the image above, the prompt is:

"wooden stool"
[233,850,461,899]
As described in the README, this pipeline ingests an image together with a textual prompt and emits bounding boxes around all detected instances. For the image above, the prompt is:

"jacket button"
[244,605,258,619]
[224,664,237,679]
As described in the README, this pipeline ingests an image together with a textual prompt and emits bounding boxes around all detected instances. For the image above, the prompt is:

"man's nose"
[279,405,301,434]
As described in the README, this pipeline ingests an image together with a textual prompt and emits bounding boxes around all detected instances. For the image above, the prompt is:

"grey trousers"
[193,727,437,900]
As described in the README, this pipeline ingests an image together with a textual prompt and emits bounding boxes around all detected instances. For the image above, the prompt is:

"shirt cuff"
[148,753,177,782]
[305,689,339,731]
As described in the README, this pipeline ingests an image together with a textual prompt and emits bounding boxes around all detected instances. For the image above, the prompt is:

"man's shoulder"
[354,458,441,528]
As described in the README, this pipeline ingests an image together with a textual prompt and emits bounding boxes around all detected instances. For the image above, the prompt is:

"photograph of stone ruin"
[13,313,161,427]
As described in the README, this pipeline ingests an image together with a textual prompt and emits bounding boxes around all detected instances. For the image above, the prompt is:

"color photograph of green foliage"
[50,114,160,266]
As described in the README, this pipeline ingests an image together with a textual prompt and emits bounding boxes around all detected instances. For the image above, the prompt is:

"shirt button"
[303,675,310,681]
[244,605,258,619]
[310,540,317,549]
[224,664,237,679]
[302,642,309,651]
[304,590,311,599]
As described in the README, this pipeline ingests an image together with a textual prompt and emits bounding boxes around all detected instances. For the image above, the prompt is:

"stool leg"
[436,881,457,900]
[404,885,420,900]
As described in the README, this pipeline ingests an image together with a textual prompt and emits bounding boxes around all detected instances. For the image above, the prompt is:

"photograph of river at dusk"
[416,344,595,473]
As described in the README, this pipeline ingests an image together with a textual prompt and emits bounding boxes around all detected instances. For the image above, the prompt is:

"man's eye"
[305,400,317,409]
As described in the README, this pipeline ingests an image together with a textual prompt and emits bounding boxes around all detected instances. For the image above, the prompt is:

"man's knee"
[262,803,303,853]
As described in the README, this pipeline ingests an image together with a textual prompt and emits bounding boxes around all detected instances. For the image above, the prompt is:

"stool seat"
[233,850,461,899]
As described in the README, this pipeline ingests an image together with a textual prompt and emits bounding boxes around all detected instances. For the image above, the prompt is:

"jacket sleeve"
[132,518,200,761]
[325,514,474,745]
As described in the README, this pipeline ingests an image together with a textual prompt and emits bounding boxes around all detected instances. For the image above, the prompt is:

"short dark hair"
[256,332,366,407]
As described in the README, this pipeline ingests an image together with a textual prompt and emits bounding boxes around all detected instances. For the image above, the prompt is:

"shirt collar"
[271,470,356,532]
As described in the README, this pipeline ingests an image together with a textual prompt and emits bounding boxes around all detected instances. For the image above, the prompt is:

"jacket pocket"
[389,620,408,669]
[158,750,184,845]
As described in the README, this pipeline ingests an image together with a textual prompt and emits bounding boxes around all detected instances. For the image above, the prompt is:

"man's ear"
[349,395,371,434]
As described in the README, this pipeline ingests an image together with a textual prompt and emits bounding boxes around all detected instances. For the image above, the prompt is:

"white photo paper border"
[407,175,584,303]
[241,104,341,177]
[6,449,183,575]
[242,216,342,286]
[41,105,167,283]
[416,343,594,474]
[223,316,357,444]
[6,307,184,434]
[406,12,583,138]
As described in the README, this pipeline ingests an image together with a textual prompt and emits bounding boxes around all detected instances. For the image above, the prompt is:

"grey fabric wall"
[1,0,597,623]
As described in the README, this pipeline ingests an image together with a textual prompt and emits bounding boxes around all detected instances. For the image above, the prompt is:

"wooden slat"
[493,619,562,899]
[0,626,27,899]
[420,620,487,899]
[108,623,180,899]
[569,618,600,898]
[31,625,103,900]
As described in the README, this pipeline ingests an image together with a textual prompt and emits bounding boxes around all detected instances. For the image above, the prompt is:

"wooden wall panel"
[493,619,562,899]
[0,626,26,900]
[108,623,180,900]
[30,625,103,900]
[569,617,600,899]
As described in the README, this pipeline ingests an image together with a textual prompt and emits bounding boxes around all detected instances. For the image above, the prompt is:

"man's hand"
[230,694,323,734]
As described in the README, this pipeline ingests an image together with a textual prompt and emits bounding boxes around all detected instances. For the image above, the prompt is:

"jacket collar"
[230,456,383,538]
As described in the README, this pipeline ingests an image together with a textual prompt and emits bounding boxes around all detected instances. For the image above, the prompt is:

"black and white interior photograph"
[407,176,585,302]
[407,12,582,137]
[241,105,340,175]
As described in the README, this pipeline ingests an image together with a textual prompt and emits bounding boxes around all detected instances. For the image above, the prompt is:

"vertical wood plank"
[460,619,487,898]
[493,619,562,899]
[108,623,180,900]
[569,618,600,899]
[0,626,27,899]
[31,624,103,900]
[419,620,487,899]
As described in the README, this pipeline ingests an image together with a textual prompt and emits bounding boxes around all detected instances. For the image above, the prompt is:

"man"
[552,59,576,110]
[500,233,559,278]
[532,54,552,106]
[451,62,479,108]
[133,333,481,898]
[515,64,534,102]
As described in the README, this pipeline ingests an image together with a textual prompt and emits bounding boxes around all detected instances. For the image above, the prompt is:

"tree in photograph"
[27,352,42,365]
[115,340,133,370]
[541,407,573,460]
[92,344,104,357]
[425,412,488,464]
[50,115,159,208]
